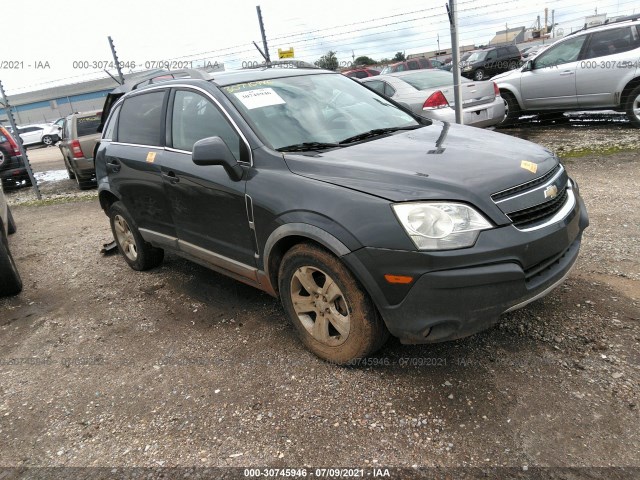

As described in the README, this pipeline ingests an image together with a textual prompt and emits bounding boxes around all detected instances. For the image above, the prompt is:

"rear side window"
[365,80,386,95]
[584,26,640,59]
[118,91,165,146]
[384,83,396,97]
[103,105,121,140]
[171,90,240,159]
[76,115,101,137]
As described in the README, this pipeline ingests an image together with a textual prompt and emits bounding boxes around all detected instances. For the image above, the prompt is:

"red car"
[342,68,380,79]
[0,126,30,189]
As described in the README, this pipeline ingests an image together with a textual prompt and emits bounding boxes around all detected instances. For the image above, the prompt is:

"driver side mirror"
[192,136,244,181]
[522,60,533,72]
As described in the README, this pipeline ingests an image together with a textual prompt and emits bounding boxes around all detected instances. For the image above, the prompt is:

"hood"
[283,122,558,210]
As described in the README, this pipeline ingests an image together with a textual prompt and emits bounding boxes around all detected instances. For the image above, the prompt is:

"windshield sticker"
[224,80,273,94]
[234,88,286,110]
[520,160,538,174]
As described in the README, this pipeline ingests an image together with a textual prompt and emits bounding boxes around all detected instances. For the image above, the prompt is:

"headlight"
[392,202,492,250]
[463,66,472,71]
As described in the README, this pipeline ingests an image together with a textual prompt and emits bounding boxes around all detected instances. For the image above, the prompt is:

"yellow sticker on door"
[146,152,157,163]
[520,160,537,174]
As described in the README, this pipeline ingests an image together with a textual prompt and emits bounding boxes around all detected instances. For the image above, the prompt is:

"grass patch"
[557,144,639,160]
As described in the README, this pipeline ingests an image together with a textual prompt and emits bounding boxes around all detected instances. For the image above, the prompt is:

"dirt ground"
[0,118,638,476]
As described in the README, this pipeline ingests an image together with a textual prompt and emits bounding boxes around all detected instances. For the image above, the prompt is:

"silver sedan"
[360,70,505,128]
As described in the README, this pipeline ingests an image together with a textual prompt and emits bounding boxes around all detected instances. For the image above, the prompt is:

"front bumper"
[343,189,589,344]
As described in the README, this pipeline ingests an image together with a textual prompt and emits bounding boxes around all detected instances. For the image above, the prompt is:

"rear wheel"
[626,85,640,128]
[109,201,164,271]
[278,243,389,364]
[497,91,521,127]
[0,228,22,296]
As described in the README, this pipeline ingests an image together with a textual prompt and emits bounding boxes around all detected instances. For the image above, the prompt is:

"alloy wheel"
[113,214,138,261]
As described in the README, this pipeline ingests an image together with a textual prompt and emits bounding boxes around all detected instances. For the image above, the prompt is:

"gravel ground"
[0,119,638,476]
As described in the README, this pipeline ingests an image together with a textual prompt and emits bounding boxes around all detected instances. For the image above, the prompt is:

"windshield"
[222,73,419,150]
[401,70,469,90]
[466,51,488,62]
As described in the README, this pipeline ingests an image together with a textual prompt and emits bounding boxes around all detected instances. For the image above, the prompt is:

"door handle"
[162,171,180,184]
[559,71,575,76]
[106,160,120,173]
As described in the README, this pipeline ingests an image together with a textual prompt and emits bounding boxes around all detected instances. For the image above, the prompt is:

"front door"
[162,88,255,272]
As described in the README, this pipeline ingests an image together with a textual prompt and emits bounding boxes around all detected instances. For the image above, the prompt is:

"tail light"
[7,135,21,155]
[423,91,449,109]
[70,140,84,159]
[493,82,501,97]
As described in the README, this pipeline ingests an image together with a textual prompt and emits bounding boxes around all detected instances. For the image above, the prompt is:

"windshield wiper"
[276,142,341,152]
[338,125,423,145]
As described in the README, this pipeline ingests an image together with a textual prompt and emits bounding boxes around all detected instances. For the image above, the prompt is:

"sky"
[1,0,637,95]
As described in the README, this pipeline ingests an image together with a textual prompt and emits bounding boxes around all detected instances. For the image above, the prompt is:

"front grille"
[492,164,562,201]
[507,186,568,228]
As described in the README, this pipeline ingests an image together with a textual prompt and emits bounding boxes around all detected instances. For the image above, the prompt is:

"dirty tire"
[474,69,486,81]
[498,91,521,127]
[66,159,76,180]
[279,243,389,364]
[626,85,640,128]
[109,201,163,271]
[7,207,16,235]
[0,228,22,296]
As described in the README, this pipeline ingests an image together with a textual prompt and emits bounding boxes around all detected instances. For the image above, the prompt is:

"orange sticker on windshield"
[146,152,156,163]
[520,160,537,174]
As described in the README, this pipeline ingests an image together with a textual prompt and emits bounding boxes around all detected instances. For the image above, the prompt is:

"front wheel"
[626,85,640,128]
[278,243,389,364]
[497,91,521,127]
[42,135,53,146]
[474,69,486,81]
[109,201,164,271]
[0,230,22,296]
[7,207,16,235]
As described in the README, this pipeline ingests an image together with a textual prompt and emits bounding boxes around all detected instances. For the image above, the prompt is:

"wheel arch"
[98,189,119,216]
[620,76,640,108]
[498,86,524,110]
[263,223,352,297]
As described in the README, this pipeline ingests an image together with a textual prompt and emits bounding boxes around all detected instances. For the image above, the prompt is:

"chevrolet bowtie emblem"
[544,184,558,199]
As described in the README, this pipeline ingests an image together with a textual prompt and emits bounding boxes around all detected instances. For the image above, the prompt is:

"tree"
[354,55,376,66]
[315,51,338,70]
[392,51,406,62]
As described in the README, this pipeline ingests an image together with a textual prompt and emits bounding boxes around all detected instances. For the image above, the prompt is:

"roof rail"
[567,13,640,36]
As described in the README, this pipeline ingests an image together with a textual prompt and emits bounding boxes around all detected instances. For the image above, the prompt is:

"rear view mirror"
[522,60,533,72]
[192,136,244,181]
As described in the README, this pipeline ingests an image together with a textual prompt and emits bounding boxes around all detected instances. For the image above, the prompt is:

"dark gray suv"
[95,68,588,363]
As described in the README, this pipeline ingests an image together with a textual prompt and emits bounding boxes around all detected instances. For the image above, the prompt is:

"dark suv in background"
[0,126,31,189]
[462,45,522,80]
[95,68,588,364]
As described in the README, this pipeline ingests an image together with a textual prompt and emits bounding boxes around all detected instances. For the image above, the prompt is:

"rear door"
[106,89,176,238]
[519,35,587,109]
[162,87,256,270]
[576,26,640,108]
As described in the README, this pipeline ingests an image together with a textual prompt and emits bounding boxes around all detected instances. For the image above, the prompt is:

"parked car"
[461,45,522,80]
[58,110,101,189]
[0,126,31,189]
[342,68,380,79]
[442,51,475,71]
[360,70,505,128]
[0,181,22,296]
[95,67,588,364]
[495,15,640,127]
[380,58,435,74]
[520,44,550,60]
[15,123,60,147]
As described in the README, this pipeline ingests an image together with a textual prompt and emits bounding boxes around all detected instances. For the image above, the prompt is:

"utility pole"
[446,0,463,124]
[551,10,555,38]
[0,80,41,199]
[108,36,125,85]
[256,6,271,62]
